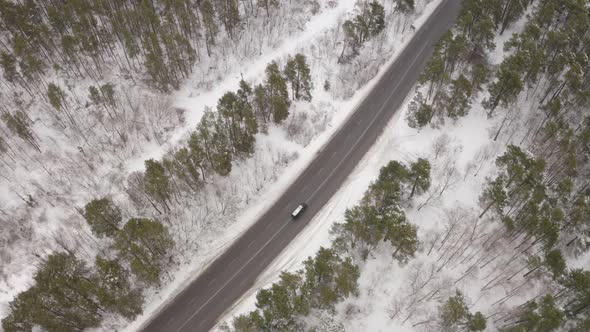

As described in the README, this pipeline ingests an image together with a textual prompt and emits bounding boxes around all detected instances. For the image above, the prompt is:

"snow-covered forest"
[2,0,588,331]
[0,0,441,331]
[219,0,590,331]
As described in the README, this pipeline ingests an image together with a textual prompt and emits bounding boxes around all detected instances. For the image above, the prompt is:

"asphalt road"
[142,1,461,331]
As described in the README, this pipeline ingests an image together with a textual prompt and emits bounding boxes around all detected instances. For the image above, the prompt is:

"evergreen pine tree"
[486,63,524,115]
[114,218,174,286]
[83,197,122,238]
[167,147,204,191]
[253,83,270,123]
[284,53,313,101]
[0,52,19,84]
[200,0,219,57]
[3,253,103,331]
[47,83,68,112]
[544,249,566,279]
[340,1,385,61]
[2,111,41,152]
[264,62,291,124]
[197,110,233,176]
[216,0,241,40]
[438,290,487,332]
[187,131,208,181]
[507,295,563,332]
[478,176,508,218]
[1,286,36,332]
[144,159,173,211]
[409,158,431,198]
[94,256,143,320]
[446,74,473,119]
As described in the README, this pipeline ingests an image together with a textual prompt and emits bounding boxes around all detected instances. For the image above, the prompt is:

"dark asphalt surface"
[142,1,461,331]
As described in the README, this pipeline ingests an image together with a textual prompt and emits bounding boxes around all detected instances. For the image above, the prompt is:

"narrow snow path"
[125,0,357,173]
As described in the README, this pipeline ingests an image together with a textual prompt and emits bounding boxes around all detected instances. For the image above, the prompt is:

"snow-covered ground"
[0,0,325,317]
[213,0,450,328]
[0,0,454,330]
[217,90,540,331]
[117,1,443,331]
[216,2,560,331]
[124,0,361,173]
[216,87,496,331]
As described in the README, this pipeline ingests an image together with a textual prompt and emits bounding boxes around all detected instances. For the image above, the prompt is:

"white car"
[291,203,307,219]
